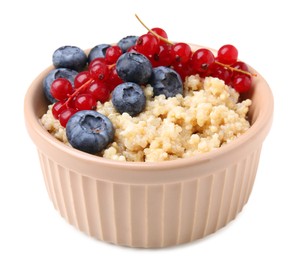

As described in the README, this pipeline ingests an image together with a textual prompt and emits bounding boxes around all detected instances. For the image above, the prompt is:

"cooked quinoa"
[41,75,251,162]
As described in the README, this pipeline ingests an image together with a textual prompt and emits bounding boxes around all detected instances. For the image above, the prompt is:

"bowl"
[24,44,273,248]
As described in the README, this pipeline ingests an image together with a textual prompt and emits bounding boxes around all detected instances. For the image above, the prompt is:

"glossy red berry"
[52,101,66,119]
[149,27,168,40]
[89,59,109,82]
[59,108,76,127]
[210,64,232,85]
[50,78,73,101]
[74,94,97,111]
[217,44,238,65]
[231,61,249,77]
[74,71,91,89]
[105,45,122,64]
[86,80,110,103]
[171,42,192,64]
[191,48,215,75]
[136,33,159,57]
[232,74,252,93]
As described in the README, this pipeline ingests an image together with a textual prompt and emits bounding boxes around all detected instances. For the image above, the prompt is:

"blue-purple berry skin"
[66,110,114,154]
[149,66,183,98]
[112,82,146,116]
[116,52,152,85]
[52,46,87,71]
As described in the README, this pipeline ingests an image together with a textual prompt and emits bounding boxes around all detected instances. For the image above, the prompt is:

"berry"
[231,74,252,93]
[171,42,191,64]
[86,80,110,103]
[105,45,122,64]
[116,52,153,84]
[112,82,146,116]
[52,101,66,119]
[74,71,91,89]
[172,61,194,82]
[117,36,138,53]
[89,59,110,82]
[152,44,173,67]
[50,78,73,101]
[136,33,159,57]
[149,27,168,41]
[149,66,183,98]
[74,94,97,111]
[88,44,111,63]
[107,66,124,91]
[231,61,249,77]
[52,46,87,71]
[217,44,238,65]
[210,64,232,85]
[191,48,215,75]
[43,68,78,103]
[59,108,77,127]
[66,110,115,154]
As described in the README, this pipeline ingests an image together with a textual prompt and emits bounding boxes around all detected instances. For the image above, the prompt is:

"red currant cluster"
[50,58,123,127]
[132,31,254,93]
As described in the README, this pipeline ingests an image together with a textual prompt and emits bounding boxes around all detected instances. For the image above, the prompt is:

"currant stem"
[135,14,173,45]
[214,61,257,77]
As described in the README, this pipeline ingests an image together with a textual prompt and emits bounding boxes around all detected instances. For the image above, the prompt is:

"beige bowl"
[24,44,273,248]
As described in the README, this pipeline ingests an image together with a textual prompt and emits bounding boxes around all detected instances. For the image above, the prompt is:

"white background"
[0,0,295,259]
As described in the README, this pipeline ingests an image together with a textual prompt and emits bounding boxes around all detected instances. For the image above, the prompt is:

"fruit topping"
[87,44,111,63]
[43,68,78,103]
[66,110,115,154]
[52,46,87,71]
[149,66,183,98]
[111,82,146,116]
[117,36,138,53]
[116,52,153,85]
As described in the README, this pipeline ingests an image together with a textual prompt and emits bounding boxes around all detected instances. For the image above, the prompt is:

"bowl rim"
[24,44,274,175]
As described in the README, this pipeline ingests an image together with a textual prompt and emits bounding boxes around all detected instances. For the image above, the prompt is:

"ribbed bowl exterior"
[24,44,273,248]
[37,145,261,248]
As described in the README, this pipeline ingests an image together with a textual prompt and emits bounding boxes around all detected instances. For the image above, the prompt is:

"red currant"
[74,94,97,111]
[171,42,192,64]
[210,64,232,85]
[136,33,159,57]
[74,71,91,89]
[50,78,73,101]
[107,66,123,91]
[173,61,195,82]
[59,108,76,127]
[89,58,110,82]
[231,74,252,93]
[231,61,249,77]
[52,101,66,119]
[86,80,110,103]
[105,45,122,64]
[149,27,168,39]
[217,44,238,65]
[191,48,215,75]
[152,44,173,67]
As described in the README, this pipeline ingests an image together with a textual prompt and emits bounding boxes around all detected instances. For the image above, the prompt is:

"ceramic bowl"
[24,44,273,248]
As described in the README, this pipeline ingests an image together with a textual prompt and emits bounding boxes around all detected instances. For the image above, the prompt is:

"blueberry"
[88,44,111,63]
[149,66,183,98]
[117,36,138,53]
[116,52,152,85]
[112,82,146,116]
[66,110,114,154]
[43,68,78,103]
[52,46,87,71]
